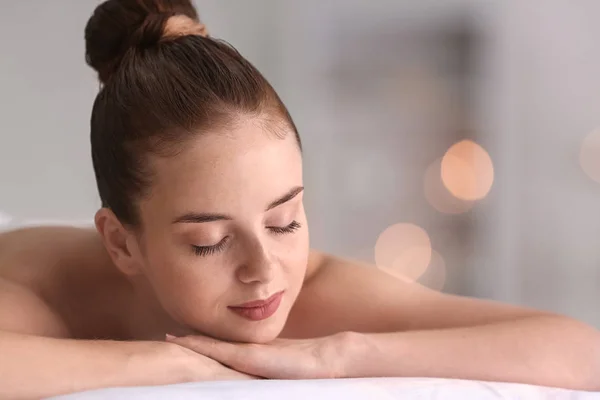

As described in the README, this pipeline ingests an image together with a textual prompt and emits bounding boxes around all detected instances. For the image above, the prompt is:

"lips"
[228,291,284,321]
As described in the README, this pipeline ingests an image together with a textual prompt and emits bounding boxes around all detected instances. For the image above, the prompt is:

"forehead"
[143,118,302,218]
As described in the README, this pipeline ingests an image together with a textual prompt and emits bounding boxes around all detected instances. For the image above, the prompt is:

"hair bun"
[85,0,201,85]
[130,13,170,49]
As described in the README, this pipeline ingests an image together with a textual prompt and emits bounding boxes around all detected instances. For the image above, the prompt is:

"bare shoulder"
[0,225,104,284]
[284,250,544,338]
[0,276,70,337]
[0,226,120,338]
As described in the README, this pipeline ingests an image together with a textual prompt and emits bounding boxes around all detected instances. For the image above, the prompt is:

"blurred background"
[0,1,599,327]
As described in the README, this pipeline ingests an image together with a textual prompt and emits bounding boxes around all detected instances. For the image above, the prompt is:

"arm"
[0,278,252,399]
[344,317,600,390]
[0,330,190,399]
[291,252,600,390]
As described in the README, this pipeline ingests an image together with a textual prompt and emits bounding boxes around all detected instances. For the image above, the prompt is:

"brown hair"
[85,0,300,226]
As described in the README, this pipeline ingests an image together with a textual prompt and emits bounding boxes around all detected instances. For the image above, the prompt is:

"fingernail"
[165,333,177,340]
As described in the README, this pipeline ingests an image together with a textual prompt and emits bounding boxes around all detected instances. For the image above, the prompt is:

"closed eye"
[191,221,301,256]
[267,220,302,235]
[192,236,229,257]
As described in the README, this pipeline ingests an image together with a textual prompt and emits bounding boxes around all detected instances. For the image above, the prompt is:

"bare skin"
[1,119,599,399]
[0,225,151,341]
[0,224,312,342]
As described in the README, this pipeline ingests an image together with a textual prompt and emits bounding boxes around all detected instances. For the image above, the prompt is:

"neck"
[123,277,194,341]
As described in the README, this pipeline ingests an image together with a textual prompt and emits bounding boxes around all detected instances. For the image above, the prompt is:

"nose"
[235,237,276,285]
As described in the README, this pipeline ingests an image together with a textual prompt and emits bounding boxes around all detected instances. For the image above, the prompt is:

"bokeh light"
[424,158,474,214]
[441,140,494,201]
[391,246,433,281]
[375,223,432,281]
[580,128,600,183]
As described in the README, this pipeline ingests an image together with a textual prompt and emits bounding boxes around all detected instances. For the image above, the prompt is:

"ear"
[94,208,143,277]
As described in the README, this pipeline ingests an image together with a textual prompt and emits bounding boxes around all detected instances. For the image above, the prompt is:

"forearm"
[345,316,600,390]
[0,330,185,399]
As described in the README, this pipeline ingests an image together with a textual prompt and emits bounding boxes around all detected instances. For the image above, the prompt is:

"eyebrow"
[266,186,304,211]
[172,186,304,224]
[172,213,232,224]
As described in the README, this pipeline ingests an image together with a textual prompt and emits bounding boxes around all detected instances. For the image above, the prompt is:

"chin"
[241,323,284,343]
[205,311,288,343]
[228,316,287,343]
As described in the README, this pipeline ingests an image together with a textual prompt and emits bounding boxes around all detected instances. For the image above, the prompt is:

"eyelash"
[267,220,302,235]
[191,221,302,257]
[192,237,229,257]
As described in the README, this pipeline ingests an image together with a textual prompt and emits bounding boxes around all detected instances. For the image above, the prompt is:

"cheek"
[144,247,229,306]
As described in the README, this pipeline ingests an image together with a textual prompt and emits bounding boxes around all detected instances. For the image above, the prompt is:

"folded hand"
[167,332,355,380]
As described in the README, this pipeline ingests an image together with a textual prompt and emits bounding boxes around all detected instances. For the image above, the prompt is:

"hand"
[160,341,259,382]
[166,331,361,380]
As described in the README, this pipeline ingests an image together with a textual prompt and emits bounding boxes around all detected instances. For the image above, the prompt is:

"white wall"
[0,1,99,220]
[473,1,600,326]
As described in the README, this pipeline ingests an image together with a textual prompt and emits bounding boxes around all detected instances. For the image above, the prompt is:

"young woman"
[0,0,599,398]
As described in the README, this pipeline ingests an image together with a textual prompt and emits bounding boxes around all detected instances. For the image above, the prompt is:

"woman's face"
[136,118,308,343]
